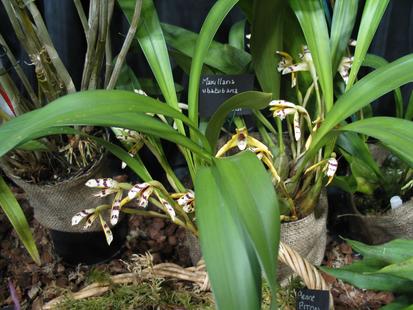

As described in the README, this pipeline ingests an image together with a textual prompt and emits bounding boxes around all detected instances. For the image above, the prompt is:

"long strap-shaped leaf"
[251,0,285,96]
[0,176,40,265]
[118,0,196,176]
[0,91,212,158]
[341,117,413,167]
[161,23,251,75]
[187,0,239,128]
[289,0,333,111]
[196,151,280,310]
[330,0,358,73]
[346,0,390,90]
[118,0,178,111]
[310,54,413,154]
[363,54,404,118]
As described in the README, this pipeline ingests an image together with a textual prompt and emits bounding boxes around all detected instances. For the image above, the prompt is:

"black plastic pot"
[49,217,129,265]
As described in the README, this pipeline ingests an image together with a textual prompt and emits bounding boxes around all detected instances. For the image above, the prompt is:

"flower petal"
[83,212,98,229]
[269,100,297,109]
[85,178,118,189]
[128,183,150,200]
[137,186,153,208]
[160,198,176,221]
[326,158,338,177]
[72,208,95,226]
[237,132,247,151]
[94,188,117,197]
[110,192,123,225]
[99,214,113,245]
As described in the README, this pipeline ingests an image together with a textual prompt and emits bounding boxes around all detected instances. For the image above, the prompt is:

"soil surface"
[0,185,396,309]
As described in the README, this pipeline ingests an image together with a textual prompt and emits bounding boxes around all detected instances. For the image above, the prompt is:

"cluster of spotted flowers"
[218,45,343,189]
[71,178,195,245]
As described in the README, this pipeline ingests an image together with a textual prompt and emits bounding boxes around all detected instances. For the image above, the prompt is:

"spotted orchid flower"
[216,127,270,157]
[71,207,113,245]
[305,153,338,186]
[85,178,125,225]
[269,100,310,142]
[171,191,195,213]
[128,182,154,208]
[276,46,316,88]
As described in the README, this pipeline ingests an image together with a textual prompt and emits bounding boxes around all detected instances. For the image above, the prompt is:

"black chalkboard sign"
[198,74,254,118]
[296,289,329,310]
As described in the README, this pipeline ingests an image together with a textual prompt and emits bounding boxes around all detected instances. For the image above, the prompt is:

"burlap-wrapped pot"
[1,155,112,233]
[1,152,129,264]
[185,192,328,273]
[279,191,328,281]
[352,199,413,245]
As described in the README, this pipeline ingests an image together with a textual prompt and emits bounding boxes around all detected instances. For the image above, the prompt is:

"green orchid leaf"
[337,131,381,177]
[331,175,358,194]
[310,54,413,155]
[195,165,262,310]
[138,78,184,97]
[228,19,246,50]
[168,49,217,76]
[0,176,40,265]
[330,0,358,72]
[196,151,279,310]
[346,0,390,89]
[16,140,49,152]
[320,261,413,293]
[119,0,195,175]
[115,63,141,91]
[93,137,152,182]
[289,0,333,111]
[162,23,251,75]
[340,117,413,167]
[187,0,240,128]
[345,239,413,265]
[380,296,413,310]
[375,257,413,281]
[405,90,413,121]
[118,0,179,110]
[205,91,272,151]
[0,91,212,159]
[251,0,285,96]
[363,54,404,118]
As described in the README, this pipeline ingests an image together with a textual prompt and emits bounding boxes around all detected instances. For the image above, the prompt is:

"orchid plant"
[198,0,413,223]
[0,1,281,309]
[2,0,413,309]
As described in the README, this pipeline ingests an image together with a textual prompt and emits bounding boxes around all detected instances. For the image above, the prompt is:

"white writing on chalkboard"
[298,303,320,310]
[201,77,238,95]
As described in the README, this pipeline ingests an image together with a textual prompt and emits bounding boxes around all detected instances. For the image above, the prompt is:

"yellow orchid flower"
[216,127,269,157]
